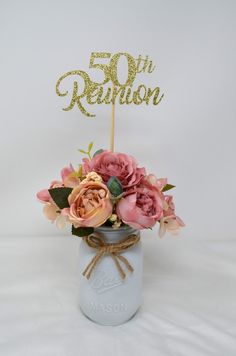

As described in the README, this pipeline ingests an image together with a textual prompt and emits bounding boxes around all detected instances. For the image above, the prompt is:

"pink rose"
[62,181,113,228]
[83,151,146,189]
[159,195,185,237]
[117,176,164,229]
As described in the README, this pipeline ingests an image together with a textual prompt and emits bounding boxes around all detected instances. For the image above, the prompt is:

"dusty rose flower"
[159,195,185,237]
[62,181,113,228]
[83,151,145,189]
[117,177,164,229]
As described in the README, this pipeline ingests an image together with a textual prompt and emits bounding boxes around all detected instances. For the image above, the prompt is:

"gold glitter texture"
[55,52,164,117]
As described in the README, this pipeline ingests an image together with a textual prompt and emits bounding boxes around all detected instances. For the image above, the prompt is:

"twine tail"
[82,233,140,280]
[117,254,134,273]
[111,253,126,279]
[82,251,104,279]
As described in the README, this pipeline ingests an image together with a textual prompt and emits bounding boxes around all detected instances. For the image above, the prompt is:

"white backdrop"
[0,0,236,239]
[1,2,236,355]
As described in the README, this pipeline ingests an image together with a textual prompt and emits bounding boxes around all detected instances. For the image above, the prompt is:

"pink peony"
[159,195,185,237]
[83,151,146,189]
[62,180,113,228]
[117,176,164,229]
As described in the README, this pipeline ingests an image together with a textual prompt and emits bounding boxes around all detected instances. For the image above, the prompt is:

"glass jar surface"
[78,226,143,325]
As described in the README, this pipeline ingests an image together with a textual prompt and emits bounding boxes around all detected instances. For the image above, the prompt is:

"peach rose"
[83,151,145,189]
[62,181,113,228]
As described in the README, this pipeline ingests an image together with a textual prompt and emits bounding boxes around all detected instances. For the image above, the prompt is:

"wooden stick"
[110,84,115,152]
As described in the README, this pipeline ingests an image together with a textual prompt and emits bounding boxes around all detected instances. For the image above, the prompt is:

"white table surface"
[0,236,235,356]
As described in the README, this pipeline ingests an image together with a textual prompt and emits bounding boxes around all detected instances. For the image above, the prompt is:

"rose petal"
[37,189,51,203]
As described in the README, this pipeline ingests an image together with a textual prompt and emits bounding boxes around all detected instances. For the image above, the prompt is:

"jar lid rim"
[95,226,138,232]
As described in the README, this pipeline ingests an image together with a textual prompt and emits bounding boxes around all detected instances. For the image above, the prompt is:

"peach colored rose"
[117,177,164,230]
[159,195,185,237]
[62,181,113,228]
[83,151,145,189]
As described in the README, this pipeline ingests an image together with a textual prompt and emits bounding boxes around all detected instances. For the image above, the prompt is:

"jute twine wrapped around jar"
[82,233,140,280]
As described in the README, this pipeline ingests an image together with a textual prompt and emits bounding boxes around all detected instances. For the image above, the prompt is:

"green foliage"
[162,184,175,192]
[88,142,93,152]
[93,149,104,157]
[48,187,73,209]
[78,141,94,159]
[72,225,94,237]
[107,176,123,197]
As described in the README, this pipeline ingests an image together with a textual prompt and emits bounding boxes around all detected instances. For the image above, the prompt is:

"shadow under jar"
[78,226,143,325]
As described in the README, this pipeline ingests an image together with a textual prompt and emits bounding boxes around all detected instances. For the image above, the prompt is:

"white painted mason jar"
[78,226,142,325]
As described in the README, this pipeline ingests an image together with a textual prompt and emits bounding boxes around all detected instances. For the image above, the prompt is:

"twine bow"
[82,233,140,280]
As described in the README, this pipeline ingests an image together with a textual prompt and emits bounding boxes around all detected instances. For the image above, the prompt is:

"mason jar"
[78,226,142,325]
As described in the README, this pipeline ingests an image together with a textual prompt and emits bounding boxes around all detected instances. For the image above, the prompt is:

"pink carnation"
[83,151,145,189]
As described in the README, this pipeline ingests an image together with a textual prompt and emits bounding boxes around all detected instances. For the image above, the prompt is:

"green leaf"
[162,184,175,192]
[72,225,94,237]
[93,149,104,157]
[88,142,93,153]
[78,149,87,154]
[107,176,123,197]
[48,187,72,209]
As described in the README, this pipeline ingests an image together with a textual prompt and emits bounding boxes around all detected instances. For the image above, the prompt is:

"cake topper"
[56,52,164,151]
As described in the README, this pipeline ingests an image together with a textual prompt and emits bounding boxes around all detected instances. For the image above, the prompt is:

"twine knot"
[82,232,140,280]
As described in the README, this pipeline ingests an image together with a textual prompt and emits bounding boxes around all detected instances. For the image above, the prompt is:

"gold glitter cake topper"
[56,52,164,118]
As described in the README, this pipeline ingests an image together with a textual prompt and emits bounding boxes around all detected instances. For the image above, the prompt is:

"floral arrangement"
[37,143,184,237]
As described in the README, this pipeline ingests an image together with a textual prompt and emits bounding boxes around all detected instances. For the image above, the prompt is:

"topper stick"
[110,84,115,152]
